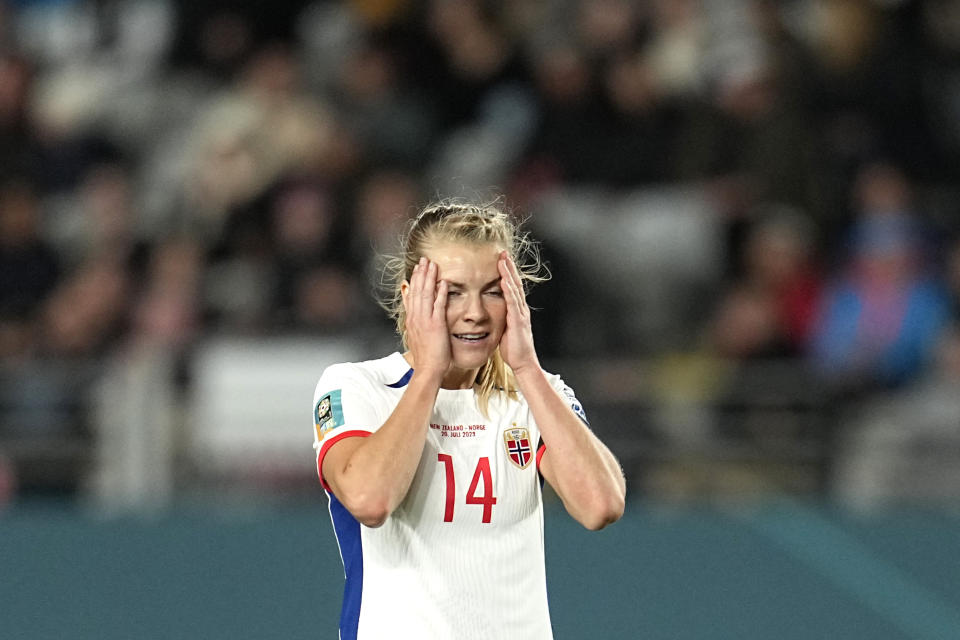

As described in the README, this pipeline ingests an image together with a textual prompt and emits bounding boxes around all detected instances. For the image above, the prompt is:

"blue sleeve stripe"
[385,368,413,388]
[328,492,363,639]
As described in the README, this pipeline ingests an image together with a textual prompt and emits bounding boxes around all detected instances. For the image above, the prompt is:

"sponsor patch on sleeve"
[314,390,344,441]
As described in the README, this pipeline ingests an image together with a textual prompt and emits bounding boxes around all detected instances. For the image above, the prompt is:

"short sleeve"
[548,374,589,426]
[535,373,589,471]
[312,364,385,490]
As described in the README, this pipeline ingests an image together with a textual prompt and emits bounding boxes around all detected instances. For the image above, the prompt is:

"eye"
[484,289,504,298]
[447,290,463,297]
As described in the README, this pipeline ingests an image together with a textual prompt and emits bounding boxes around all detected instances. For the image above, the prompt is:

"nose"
[463,292,489,323]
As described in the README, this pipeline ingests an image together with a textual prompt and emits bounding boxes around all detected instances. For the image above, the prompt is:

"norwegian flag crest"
[503,426,533,469]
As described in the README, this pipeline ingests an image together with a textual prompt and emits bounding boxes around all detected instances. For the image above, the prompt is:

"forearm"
[514,366,626,528]
[331,369,443,523]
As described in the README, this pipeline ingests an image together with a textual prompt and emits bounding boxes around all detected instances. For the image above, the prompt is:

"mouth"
[453,332,490,344]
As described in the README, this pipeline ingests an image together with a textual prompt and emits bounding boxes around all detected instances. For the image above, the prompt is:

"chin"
[449,346,495,372]
[451,353,493,372]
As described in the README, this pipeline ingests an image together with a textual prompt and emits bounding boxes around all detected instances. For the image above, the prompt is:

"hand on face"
[497,251,539,375]
[402,257,451,377]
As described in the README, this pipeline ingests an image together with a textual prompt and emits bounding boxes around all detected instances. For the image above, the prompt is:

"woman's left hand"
[498,251,540,375]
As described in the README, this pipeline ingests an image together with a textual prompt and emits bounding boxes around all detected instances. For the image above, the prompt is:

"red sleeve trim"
[316,429,372,492]
[535,442,547,471]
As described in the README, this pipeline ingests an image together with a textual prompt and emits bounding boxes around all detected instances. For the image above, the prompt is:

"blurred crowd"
[2,0,960,502]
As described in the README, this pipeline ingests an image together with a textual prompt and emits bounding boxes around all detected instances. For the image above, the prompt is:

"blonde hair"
[379,199,548,415]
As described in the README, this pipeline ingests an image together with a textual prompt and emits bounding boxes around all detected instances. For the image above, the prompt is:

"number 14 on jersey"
[437,454,497,523]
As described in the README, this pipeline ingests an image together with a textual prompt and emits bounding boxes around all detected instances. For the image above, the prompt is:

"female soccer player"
[312,201,625,639]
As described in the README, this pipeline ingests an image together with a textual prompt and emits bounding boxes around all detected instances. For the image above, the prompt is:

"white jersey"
[312,352,587,640]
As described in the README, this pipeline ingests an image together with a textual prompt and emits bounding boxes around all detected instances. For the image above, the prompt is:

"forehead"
[424,241,502,282]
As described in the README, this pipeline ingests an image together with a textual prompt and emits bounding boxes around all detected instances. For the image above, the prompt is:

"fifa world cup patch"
[503,425,533,469]
[314,390,344,441]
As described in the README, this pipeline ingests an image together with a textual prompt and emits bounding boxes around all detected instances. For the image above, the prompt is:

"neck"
[442,366,480,390]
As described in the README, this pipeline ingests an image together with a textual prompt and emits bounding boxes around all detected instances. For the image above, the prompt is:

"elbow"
[342,492,394,528]
[581,506,624,532]
[579,491,625,531]
[355,508,389,528]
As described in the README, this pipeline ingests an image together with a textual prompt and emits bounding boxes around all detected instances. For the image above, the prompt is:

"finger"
[418,261,437,323]
[405,266,418,318]
[506,265,529,314]
[408,257,423,292]
[499,258,523,305]
[402,260,421,313]
[498,258,514,299]
[503,255,526,300]
[497,253,519,290]
[422,260,438,302]
[410,257,428,315]
[433,279,448,319]
[498,254,512,287]
[499,268,524,320]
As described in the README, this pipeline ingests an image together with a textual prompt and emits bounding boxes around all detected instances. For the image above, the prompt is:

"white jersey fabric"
[312,352,588,640]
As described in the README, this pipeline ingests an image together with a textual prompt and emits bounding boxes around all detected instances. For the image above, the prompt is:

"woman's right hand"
[402,257,450,379]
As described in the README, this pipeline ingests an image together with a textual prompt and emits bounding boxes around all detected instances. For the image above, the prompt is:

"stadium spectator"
[130,238,203,349]
[0,53,41,182]
[40,255,131,358]
[707,205,823,359]
[833,324,960,507]
[808,162,950,392]
[331,38,438,170]
[0,178,60,360]
[46,162,149,275]
[180,43,345,244]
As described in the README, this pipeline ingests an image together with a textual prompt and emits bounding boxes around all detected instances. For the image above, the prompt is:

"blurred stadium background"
[2,0,960,638]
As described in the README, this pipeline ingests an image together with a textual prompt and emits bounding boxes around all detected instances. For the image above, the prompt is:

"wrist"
[402,351,448,387]
[509,358,543,382]
[411,364,447,387]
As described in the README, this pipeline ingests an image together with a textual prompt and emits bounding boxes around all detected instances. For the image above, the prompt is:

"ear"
[400,280,410,301]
